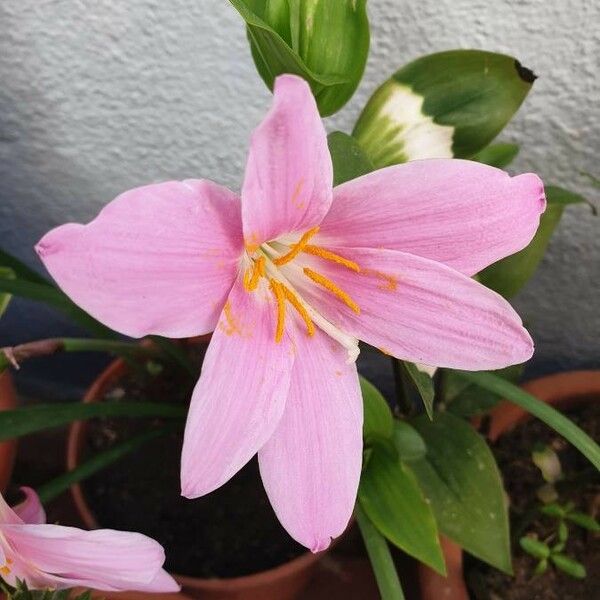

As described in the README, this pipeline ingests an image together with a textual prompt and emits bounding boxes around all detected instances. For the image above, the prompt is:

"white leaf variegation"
[353,80,454,167]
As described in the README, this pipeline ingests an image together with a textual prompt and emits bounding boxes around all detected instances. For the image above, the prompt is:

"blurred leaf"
[37,424,177,503]
[409,412,512,573]
[353,50,534,167]
[328,131,374,186]
[361,375,394,446]
[558,521,569,543]
[459,371,600,471]
[479,185,593,298]
[393,420,426,462]
[551,554,586,579]
[520,536,550,559]
[566,511,600,532]
[359,447,445,574]
[445,364,523,418]
[473,143,520,168]
[533,558,548,576]
[230,0,369,116]
[532,445,562,483]
[3,580,93,600]
[540,503,565,518]
[0,277,116,339]
[0,267,15,318]
[0,402,186,441]
[402,361,435,419]
[0,248,49,285]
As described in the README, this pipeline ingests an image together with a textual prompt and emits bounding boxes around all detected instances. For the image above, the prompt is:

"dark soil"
[80,344,306,578]
[466,400,600,600]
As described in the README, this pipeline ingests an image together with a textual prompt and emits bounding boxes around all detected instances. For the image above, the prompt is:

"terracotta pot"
[68,352,326,600]
[418,370,600,600]
[0,371,18,493]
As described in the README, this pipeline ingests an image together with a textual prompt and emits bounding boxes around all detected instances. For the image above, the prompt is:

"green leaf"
[355,504,406,600]
[540,503,565,518]
[361,375,394,445]
[445,364,523,418]
[458,371,600,471]
[0,277,116,339]
[353,50,534,167]
[402,361,435,419]
[558,521,569,543]
[520,536,550,559]
[393,420,426,462]
[328,131,374,186]
[566,511,600,532]
[229,0,369,116]
[551,554,586,579]
[473,143,520,168]
[0,248,50,285]
[409,412,512,573]
[36,424,177,503]
[0,267,15,318]
[479,185,591,298]
[533,558,548,576]
[0,402,186,441]
[359,448,445,574]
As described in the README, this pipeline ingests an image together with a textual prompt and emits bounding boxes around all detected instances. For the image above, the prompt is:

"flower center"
[243,226,361,345]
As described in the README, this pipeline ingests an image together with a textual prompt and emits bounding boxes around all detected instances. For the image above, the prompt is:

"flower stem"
[356,503,406,600]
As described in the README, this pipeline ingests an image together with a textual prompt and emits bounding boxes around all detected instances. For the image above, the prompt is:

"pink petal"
[241,75,333,247]
[0,493,22,524]
[258,327,362,552]
[291,247,534,370]
[318,160,545,276]
[181,274,294,498]
[12,487,46,524]
[36,179,243,338]
[1,524,179,592]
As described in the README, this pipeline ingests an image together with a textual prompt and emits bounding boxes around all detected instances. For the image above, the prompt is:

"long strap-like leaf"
[0,402,186,441]
[459,371,600,471]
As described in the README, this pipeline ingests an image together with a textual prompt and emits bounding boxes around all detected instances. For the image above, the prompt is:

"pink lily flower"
[0,487,179,592]
[36,75,545,552]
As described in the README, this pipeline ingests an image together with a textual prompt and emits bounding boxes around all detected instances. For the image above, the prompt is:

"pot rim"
[67,351,324,591]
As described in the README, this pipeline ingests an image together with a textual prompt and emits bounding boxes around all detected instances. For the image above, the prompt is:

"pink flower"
[36,75,545,552]
[0,487,179,592]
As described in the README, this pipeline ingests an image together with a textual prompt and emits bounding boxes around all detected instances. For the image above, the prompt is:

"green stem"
[356,503,406,600]
[37,424,178,503]
[0,338,152,371]
[460,371,600,470]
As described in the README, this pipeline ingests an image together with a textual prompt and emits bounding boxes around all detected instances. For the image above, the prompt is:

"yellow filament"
[269,279,315,342]
[270,280,286,343]
[243,256,265,291]
[303,245,360,272]
[281,285,315,337]
[303,268,360,314]
[0,566,10,577]
[273,226,320,266]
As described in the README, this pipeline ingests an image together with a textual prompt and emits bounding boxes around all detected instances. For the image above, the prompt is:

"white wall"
[1,0,598,389]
